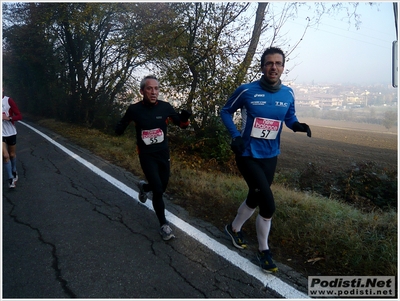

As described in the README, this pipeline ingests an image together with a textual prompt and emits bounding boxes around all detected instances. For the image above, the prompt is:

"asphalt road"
[3,120,309,298]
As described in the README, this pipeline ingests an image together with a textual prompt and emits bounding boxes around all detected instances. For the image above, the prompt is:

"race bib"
[141,128,164,145]
[250,117,281,140]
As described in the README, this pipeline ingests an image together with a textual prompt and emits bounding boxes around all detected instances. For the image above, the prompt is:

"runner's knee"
[259,201,275,219]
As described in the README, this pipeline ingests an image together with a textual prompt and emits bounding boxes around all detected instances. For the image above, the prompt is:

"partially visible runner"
[2,90,23,189]
[115,75,191,241]
[220,47,311,273]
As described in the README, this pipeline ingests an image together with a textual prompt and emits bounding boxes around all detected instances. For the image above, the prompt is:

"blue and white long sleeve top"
[220,80,299,159]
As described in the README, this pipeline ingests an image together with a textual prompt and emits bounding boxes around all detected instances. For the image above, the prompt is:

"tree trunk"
[234,2,268,86]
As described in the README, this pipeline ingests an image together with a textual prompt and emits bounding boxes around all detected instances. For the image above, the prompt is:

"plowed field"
[278,118,397,174]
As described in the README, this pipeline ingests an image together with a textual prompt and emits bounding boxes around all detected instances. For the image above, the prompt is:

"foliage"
[3,2,374,134]
[341,161,398,209]
[152,2,262,133]
[275,160,397,210]
[3,3,165,125]
[4,2,272,133]
[185,115,233,163]
[2,3,63,117]
[382,110,397,130]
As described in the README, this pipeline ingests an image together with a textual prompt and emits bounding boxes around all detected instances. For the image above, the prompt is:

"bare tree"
[3,1,370,133]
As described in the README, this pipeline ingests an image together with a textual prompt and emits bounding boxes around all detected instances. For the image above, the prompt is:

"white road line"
[20,121,309,299]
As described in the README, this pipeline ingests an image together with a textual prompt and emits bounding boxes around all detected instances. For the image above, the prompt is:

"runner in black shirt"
[115,75,191,240]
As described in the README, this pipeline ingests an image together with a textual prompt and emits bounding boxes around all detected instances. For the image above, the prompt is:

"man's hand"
[115,121,125,136]
[292,122,311,137]
[231,136,245,155]
[180,110,192,122]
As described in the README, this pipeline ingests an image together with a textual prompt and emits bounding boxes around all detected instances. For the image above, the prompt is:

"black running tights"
[235,155,278,219]
[139,150,170,226]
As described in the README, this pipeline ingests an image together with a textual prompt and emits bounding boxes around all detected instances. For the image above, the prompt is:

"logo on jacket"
[251,101,266,106]
[254,94,265,97]
[275,101,288,107]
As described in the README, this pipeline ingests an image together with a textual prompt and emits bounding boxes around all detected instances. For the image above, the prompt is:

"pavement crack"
[62,189,153,242]
[5,197,77,298]
[165,252,207,297]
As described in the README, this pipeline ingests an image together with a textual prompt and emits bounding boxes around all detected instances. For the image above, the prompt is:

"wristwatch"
[9,117,12,122]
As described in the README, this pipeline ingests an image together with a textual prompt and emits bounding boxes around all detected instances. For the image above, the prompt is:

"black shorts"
[2,135,17,146]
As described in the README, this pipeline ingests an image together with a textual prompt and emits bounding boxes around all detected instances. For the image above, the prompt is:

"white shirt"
[2,96,17,137]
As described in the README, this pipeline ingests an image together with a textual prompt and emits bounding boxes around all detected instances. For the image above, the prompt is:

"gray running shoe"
[137,180,148,203]
[159,224,175,241]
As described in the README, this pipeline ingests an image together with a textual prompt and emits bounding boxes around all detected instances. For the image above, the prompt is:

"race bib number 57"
[250,117,281,140]
[141,128,164,145]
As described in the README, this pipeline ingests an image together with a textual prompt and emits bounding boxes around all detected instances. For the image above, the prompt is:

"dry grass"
[36,118,397,277]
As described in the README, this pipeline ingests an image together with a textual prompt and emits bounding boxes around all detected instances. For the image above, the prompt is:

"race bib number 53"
[141,128,164,145]
[250,117,281,140]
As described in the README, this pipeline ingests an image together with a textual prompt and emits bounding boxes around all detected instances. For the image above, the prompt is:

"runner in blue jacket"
[221,47,311,273]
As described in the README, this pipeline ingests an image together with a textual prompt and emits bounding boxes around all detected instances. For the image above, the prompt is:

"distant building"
[314,94,343,108]
[296,94,343,108]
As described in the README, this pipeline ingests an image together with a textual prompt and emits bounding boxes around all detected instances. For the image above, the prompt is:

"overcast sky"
[269,2,397,86]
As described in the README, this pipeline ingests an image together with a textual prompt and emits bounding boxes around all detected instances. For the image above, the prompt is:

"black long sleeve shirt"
[115,100,189,154]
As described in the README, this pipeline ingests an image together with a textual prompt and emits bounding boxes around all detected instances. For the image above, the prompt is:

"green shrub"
[274,161,397,210]
[342,161,397,209]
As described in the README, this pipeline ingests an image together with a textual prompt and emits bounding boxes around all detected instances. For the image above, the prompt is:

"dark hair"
[140,75,158,90]
[260,47,285,68]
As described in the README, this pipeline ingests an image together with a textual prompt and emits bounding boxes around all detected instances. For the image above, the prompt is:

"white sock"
[231,200,255,232]
[256,214,271,251]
